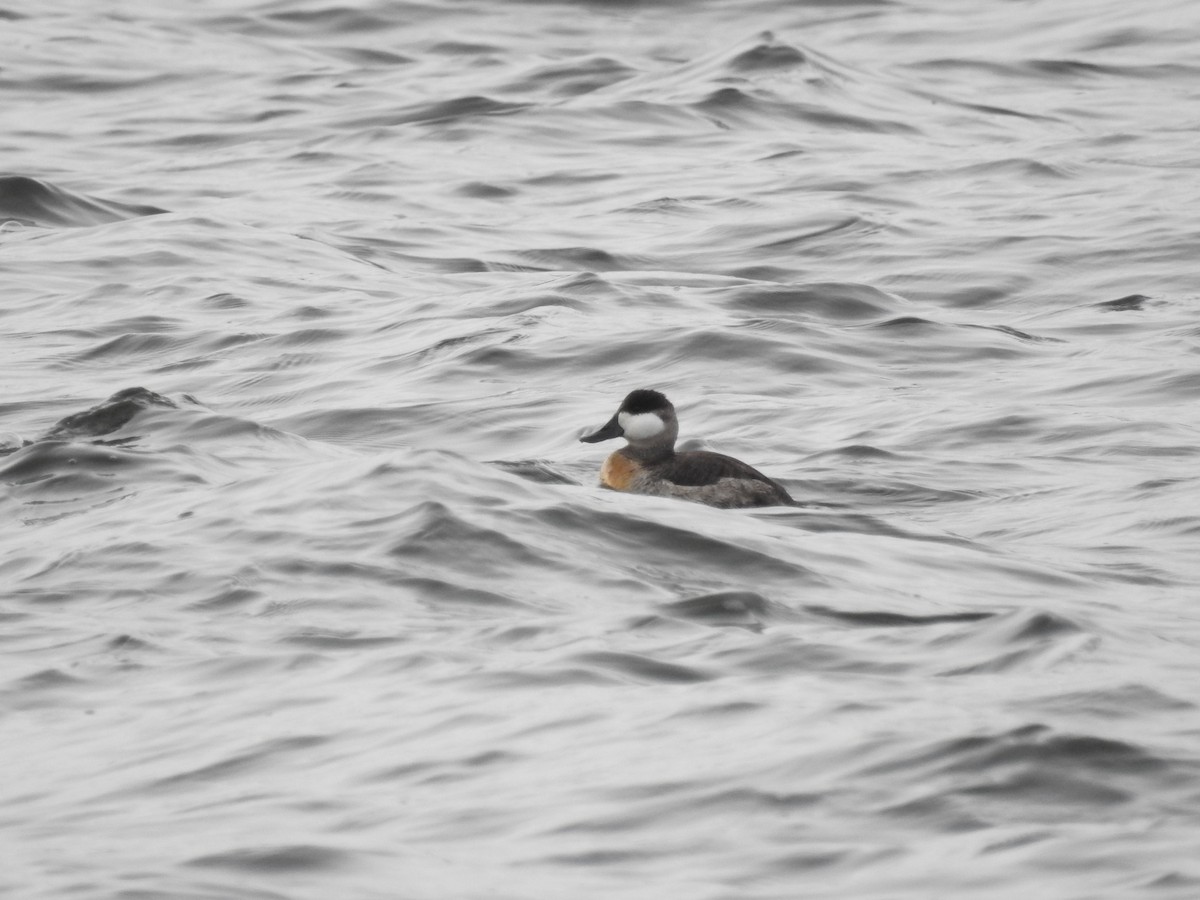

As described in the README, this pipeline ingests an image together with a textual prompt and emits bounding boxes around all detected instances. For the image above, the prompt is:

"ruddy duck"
[580,389,794,509]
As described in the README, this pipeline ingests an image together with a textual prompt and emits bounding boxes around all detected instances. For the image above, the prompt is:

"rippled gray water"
[4,0,1200,897]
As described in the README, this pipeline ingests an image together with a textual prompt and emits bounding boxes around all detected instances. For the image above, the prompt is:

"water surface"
[4,0,1200,897]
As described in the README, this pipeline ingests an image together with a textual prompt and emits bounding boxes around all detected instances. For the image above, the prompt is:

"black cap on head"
[620,389,669,415]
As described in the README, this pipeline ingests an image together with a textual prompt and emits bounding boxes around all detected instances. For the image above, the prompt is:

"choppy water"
[4,0,1200,897]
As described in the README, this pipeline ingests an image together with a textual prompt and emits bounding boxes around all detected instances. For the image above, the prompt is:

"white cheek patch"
[618,411,665,441]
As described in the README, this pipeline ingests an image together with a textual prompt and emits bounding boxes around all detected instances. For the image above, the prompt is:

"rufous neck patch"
[600,451,639,491]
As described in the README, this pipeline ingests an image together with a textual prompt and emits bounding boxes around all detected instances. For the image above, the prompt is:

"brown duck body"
[601,447,794,509]
[583,389,795,509]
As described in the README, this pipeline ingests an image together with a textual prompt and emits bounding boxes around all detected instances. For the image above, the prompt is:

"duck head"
[580,389,679,458]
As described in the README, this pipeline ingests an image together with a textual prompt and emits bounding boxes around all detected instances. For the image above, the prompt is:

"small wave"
[512,245,638,272]
[187,844,351,873]
[0,175,165,228]
[1095,293,1150,311]
[502,56,638,99]
[337,95,526,128]
[0,438,196,527]
[316,45,414,67]
[581,31,840,105]
[725,282,904,321]
[147,735,330,793]
[936,609,1095,676]
[808,444,898,461]
[570,650,715,684]
[3,389,340,527]
[456,181,517,199]
[388,500,562,579]
[694,86,917,135]
[210,5,399,37]
[1,440,150,484]
[805,606,994,627]
[492,459,580,485]
[728,40,809,74]
[867,722,1171,786]
[658,590,778,628]
[538,503,820,585]
[38,388,177,441]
